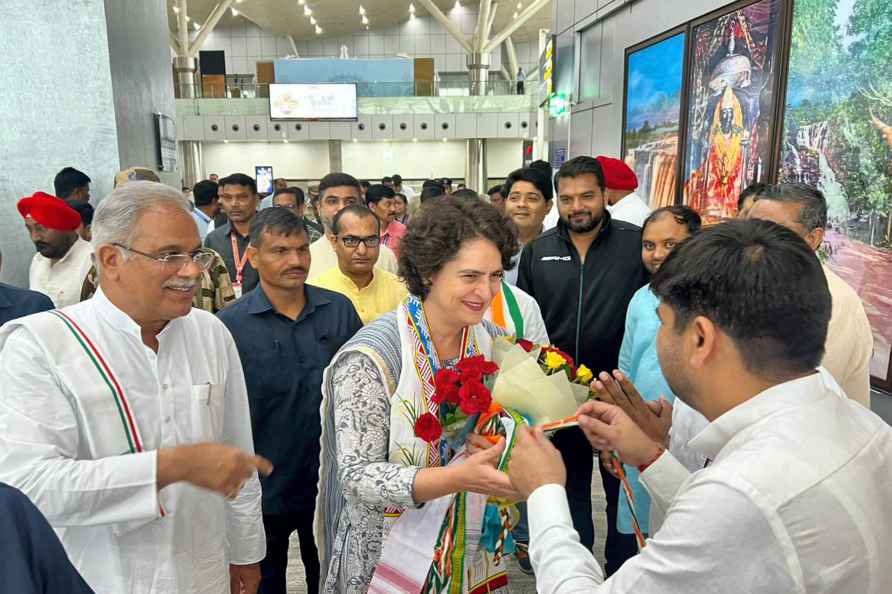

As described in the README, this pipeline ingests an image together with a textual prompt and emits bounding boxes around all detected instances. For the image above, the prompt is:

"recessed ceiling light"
[230,8,238,16]
[412,137,418,143]
[185,14,191,21]
[193,21,200,30]
[304,5,311,15]
[359,5,366,15]
[513,11,518,18]
[236,0,244,3]
[517,2,523,9]
[223,139,229,143]
[298,0,305,4]
[315,24,322,34]
[353,138,358,143]
[442,137,448,142]
[172,5,179,13]
[283,139,289,143]
[409,3,415,11]
[310,16,316,24]
[365,25,369,29]
[361,15,369,25]
[454,0,461,9]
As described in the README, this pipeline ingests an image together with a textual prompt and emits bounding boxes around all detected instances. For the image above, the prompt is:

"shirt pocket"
[190,383,225,441]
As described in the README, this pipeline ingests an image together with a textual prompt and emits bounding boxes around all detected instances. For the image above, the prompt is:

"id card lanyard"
[230,232,249,298]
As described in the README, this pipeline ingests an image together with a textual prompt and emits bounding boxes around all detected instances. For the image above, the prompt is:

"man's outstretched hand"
[508,426,566,499]
[577,400,663,468]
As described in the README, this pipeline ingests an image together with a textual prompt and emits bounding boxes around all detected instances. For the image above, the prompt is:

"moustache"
[283,268,307,275]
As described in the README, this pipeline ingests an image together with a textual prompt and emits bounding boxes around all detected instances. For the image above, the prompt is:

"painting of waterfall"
[681,0,783,221]
[622,30,686,209]
[780,0,892,386]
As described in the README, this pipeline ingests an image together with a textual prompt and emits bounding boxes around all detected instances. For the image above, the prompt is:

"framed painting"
[681,0,785,222]
[778,0,892,389]
[621,28,687,210]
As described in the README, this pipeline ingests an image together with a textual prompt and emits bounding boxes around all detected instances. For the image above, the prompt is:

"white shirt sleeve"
[378,245,400,274]
[529,472,797,594]
[514,286,550,345]
[221,331,267,565]
[0,328,159,527]
[528,484,605,593]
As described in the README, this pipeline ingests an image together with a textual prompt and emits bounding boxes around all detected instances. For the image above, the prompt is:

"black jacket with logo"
[516,212,649,377]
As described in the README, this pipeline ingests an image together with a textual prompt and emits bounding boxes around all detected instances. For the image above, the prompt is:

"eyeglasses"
[339,235,381,248]
[113,243,216,271]
[275,203,299,210]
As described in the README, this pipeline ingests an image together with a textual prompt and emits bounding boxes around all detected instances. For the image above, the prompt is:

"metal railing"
[183,78,538,99]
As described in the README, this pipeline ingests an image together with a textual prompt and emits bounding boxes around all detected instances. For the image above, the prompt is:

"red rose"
[433,369,461,405]
[456,355,499,377]
[414,412,443,443]
[516,339,535,352]
[458,381,493,415]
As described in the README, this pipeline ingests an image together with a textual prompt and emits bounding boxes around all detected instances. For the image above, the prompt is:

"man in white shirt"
[509,218,892,594]
[18,192,94,307]
[191,179,220,240]
[747,183,873,406]
[308,172,398,280]
[596,156,651,227]
[502,167,554,285]
[0,182,270,594]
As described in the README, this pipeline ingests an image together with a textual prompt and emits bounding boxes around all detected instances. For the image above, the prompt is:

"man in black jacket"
[517,156,648,575]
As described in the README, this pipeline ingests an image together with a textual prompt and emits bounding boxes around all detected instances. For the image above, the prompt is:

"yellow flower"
[576,365,593,384]
[544,350,566,370]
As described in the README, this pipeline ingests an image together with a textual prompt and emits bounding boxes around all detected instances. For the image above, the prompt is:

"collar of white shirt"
[92,287,181,343]
[688,368,840,461]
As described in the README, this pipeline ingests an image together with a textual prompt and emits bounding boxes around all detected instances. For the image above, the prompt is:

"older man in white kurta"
[0,182,269,594]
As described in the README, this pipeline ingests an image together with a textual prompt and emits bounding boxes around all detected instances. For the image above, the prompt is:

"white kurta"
[0,289,265,594]
[484,283,550,345]
[527,368,892,594]
[607,192,651,227]
[28,236,94,307]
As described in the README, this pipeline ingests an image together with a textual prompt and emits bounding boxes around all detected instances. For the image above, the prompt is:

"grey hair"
[92,182,193,266]
[753,183,828,231]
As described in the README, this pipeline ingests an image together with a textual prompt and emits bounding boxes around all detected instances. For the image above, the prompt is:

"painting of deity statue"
[682,0,783,221]
[622,30,686,209]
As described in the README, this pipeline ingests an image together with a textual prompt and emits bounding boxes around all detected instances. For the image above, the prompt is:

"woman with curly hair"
[316,197,522,593]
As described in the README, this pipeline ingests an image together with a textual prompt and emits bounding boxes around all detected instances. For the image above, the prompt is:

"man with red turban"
[596,156,652,227]
[17,192,94,307]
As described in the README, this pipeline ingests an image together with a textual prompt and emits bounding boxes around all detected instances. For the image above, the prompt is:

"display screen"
[255,165,273,195]
[269,83,358,120]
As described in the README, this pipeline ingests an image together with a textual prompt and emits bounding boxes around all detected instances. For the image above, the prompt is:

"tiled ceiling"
[169,0,552,42]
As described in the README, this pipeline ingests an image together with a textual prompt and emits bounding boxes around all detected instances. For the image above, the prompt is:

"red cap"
[595,156,639,191]
[17,192,82,231]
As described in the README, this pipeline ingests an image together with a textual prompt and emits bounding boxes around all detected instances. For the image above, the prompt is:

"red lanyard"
[230,232,249,285]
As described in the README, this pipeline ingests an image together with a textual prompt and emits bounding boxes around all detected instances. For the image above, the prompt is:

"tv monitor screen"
[255,165,273,195]
[269,83,358,120]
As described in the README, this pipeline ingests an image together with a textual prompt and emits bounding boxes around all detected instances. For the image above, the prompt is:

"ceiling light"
[442,137,448,142]
[283,139,289,143]
[359,5,366,15]
[409,3,415,11]
[236,0,244,3]
[304,5,311,15]
[298,0,305,4]
[454,0,461,8]
[517,1,522,8]
[365,25,369,29]
[315,24,322,34]
[409,13,415,20]
[223,139,229,143]
[513,11,518,18]
[353,138,358,143]
[172,5,179,13]
[361,15,369,25]
[412,137,418,143]
[193,21,200,30]
[185,14,191,21]
[310,16,316,24]
[231,8,239,16]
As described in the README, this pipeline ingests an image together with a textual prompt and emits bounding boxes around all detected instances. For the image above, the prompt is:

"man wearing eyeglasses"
[311,205,407,325]
[261,186,324,243]
[218,208,362,594]
[0,182,271,594]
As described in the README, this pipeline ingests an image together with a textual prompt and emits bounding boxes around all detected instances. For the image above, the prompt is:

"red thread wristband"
[637,446,665,473]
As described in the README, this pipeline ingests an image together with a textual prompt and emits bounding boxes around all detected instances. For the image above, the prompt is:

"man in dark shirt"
[218,208,362,594]
[204,173,261,297]
[517,156,648,575]
[0,249,54,325]
[0,482,94,593]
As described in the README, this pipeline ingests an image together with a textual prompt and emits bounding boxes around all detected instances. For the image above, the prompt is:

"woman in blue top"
[612,206,701,545]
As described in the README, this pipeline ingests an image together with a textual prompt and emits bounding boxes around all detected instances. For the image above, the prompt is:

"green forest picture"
[780,0,892,380]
